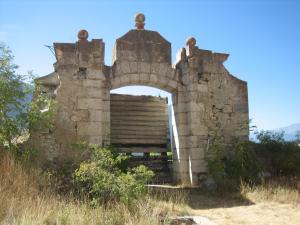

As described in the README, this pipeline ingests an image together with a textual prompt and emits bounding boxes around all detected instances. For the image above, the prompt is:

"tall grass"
[241,179,300,204]
[0,152,188,225]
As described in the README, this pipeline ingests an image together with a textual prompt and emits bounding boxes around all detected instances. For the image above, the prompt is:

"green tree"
[0,42,54,150]
[0,43,29,148]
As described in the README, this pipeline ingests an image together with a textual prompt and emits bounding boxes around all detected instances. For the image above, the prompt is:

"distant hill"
[250,123,300,142]
[273,123,300,141]
[8,82,33,117]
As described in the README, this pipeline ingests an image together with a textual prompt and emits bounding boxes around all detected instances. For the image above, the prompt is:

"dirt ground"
[192,202,300,225]
[150,185,300,225]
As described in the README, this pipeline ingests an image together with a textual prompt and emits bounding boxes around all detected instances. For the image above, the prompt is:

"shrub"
[74,144,154,205]
[207,131,300,189]
[256,131,300,176]
[207,141,262,188]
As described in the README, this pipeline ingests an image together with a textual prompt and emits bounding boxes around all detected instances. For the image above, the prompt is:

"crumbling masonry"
[31,14,249,186]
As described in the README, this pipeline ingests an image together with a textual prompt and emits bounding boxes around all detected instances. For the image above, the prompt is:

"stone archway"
[32,13,249,187]
[106,29,191,184]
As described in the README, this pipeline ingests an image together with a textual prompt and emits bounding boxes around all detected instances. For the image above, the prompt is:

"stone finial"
[135,13,145,29]
[77,29,89,41]
[186,37,196,48]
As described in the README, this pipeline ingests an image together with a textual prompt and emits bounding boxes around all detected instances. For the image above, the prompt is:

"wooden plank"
[111,129,167,136]
[113,147,169,153]
[111,94,167,103]
[111,101,167,107]
[111,116,167,122]
[111,138,167,145]
[111,121,167,126]
[111,125,167,131]
[111,111,167,117]
[110,106,167,113]
[111,134,167,139]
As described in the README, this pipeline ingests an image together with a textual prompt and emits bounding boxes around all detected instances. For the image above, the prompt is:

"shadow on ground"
[148,185,254,210]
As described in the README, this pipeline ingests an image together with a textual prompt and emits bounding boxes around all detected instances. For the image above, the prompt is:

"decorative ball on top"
[186,37,196,48]
[77,29,89,41]
[135,13,145,30]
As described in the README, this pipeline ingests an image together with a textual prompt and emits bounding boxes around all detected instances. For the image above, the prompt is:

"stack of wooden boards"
[110,94,172,183]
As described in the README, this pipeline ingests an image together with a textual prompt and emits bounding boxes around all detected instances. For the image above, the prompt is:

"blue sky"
[0,0,299,130]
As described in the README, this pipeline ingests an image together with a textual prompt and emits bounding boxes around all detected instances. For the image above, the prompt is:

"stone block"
[77,98,103,110]
[111,77,121,89]
[89,136,103,145]
[167,80,178,90]
[190,122,208,136]
[159,63,168,76]
[120,61,130,74]
[167,67,175,80]
[174,102,187,113]
[84,88,102,98]
[189,159,207,173]
[198,84,208,92]
[181,74,190,85]
[120,75,130,85]
[157,76,168,87]
[223,104,233,113]
[233,103,248,113]
[149,74,158,84]
[177,124,190,136]
[87,70,105,80]
[189,102,205,112]
[82,79,104,88]
[77,122,102,136]
[139,62,151,74]
[129,73,140,84]
[71,110,89,122]
[129,61,138,73]
[150,62,160,74]
[174,112,187,124]
[189,147,206,159]
[89,110,103,121]
[139,73,150,83]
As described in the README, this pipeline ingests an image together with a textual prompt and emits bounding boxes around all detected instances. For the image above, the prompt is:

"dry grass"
[0,152,188,225]
[1,152,300,225]
[241,179,300,204]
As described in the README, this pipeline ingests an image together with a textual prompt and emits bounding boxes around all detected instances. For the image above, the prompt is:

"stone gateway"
[31,13,249,186]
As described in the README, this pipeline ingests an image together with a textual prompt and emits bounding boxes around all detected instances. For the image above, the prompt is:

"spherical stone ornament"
[186,37,196,47]
[78,29,89,41]
[135,13,145,29]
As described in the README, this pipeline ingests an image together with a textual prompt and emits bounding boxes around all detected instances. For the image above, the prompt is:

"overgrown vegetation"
[0,42,156,211]
[0,42,54,152]
[74,144,154,205]
[207,131,300,189]
[0,152,186,225]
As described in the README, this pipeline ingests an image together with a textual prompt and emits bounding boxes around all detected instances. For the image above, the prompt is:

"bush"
[256,131,300,176]
[207,131,300,189]
[74,144,154,205]
[207,141,262,188]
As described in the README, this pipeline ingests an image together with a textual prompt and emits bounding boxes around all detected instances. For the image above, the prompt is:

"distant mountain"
[250,123,300,142]
[273,123,300,141]
[8,82,33,117]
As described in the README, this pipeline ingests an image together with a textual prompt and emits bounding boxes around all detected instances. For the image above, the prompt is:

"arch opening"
[109,85,177,184]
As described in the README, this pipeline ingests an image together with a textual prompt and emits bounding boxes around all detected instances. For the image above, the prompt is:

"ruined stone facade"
[32,14,249,186]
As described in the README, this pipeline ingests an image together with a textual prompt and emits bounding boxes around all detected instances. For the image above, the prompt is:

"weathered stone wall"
[30,15,249,186]
[173,44,249,184]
